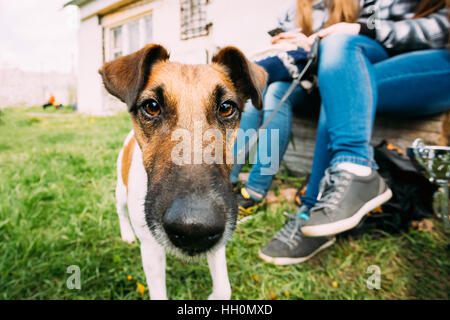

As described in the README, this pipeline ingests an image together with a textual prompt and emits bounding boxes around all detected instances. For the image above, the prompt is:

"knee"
[264,81,296,112]
[319,34,361,71]
[241,99,260,115]
[320,34,361,53]
[265,82,290,105]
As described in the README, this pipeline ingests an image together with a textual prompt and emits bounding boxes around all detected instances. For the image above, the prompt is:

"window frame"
[180,0,212,41]
[104,11,154,62]
[110,26,123,60]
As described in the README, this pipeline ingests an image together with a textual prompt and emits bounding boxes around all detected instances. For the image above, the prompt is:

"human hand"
[315,22,361,38]
[306,34,318,48]
[271,31,311,51]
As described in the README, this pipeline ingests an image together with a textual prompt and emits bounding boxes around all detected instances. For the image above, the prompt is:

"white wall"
[0,69,76,108]
[152,0,290,63]
[76,0,291,114]
[77,14,105,114]
[209,0,290,58]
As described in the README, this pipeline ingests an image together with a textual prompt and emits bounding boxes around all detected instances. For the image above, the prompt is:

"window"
[111,26,123,59]
[128,20,140,53]
[144,15,153,44]
[180,0,211,40]
[107,13,153,61]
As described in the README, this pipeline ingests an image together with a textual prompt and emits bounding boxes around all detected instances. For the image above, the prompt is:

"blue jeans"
[301,34,450,208]
[230,82,318,198]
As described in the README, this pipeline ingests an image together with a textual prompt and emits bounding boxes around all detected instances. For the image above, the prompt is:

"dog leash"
[235,38,321,162]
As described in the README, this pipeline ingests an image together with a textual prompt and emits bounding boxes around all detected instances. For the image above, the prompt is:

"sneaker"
[236,187,265,224]
[258,206,336,265]
[231,181,240,193]
[301,166,392,237]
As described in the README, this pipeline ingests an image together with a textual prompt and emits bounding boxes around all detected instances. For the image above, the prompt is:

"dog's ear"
[212,47,268,109]
[99,44,169,110]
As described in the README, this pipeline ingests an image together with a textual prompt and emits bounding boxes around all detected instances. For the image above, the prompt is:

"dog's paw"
[120,231,136,243]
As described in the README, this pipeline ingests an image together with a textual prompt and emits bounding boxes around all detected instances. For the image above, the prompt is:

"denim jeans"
[301,34,450,208]
[229,82,318,198]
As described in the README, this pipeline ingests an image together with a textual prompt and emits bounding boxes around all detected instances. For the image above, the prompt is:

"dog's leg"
[140,238,167,300]
[115,181,136,243]
[207,246,231,300]
[116,203,136,243]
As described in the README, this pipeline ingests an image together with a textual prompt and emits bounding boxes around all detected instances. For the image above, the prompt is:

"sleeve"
[357,0,378,39]
[359,6,449,54]
[275,1,296,31]
[276,7,287,30]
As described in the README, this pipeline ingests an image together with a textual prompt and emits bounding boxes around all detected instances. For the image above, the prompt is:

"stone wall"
[0,68,76,107]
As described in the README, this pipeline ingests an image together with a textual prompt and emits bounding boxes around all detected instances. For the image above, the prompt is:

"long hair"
[414,0,446,18]
[296,0,447,36]
[296,0,359,36]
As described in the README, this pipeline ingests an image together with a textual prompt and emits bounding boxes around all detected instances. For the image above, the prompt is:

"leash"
[235,38,321,162]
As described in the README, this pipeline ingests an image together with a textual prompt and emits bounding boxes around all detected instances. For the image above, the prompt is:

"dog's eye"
[218,101,236,118]
[141,99,161,117]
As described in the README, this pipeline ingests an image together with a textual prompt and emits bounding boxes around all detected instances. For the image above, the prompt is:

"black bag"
[342,140,437,238]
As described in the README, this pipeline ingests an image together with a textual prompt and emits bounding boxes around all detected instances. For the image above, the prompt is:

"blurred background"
[0,0,289,114]
[0,0,78,108]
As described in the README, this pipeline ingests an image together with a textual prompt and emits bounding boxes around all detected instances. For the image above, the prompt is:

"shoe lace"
[313,167,352,213]
[274,207,310,249]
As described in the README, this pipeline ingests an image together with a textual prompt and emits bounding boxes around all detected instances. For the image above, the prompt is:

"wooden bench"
[284,110,450,175]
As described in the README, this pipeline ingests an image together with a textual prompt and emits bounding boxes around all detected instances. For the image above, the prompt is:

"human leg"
[302,34,393,236]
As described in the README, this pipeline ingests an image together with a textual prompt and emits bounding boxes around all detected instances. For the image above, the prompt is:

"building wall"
[76,0,291,114]
[77,15,105,114]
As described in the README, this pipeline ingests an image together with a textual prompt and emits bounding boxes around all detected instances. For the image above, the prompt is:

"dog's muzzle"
[162,196,225,255]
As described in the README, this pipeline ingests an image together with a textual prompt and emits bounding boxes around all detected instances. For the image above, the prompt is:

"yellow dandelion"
[137,283,146,295]
[253,275,259,282]
[270,293,278,300]
[127,275,133,281]
[89,118,95,124]
[332,281,339,288]
[284,291,290,297]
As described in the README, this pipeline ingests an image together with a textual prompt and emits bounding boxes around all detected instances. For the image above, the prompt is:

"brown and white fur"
[100,44,267,300]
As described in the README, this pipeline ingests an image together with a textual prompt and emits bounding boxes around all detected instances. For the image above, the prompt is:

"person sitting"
[42,94,56,109]
[260,0,450,265]
[231,0,362,224]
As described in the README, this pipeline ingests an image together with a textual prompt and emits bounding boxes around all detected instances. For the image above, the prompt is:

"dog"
[99,44,267,300]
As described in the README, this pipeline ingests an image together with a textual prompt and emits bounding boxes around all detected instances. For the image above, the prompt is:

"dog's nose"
[163,197,225,255]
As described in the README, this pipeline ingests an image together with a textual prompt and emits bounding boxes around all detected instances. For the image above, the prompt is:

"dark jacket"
[277,0,449,54]
[358,0,449,54]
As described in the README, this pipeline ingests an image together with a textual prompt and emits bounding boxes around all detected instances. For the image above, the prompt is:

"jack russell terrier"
[99,44,267,299]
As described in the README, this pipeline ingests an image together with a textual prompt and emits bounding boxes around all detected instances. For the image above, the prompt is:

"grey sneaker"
[301,166,392,237]
[258,206,336,265]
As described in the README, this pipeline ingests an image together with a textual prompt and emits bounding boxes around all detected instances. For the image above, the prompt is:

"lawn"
[0,107,448,300]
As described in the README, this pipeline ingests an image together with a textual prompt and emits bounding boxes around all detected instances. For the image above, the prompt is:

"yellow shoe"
[236,188,265,224]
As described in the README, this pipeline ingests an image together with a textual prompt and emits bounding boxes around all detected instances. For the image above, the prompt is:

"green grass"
[0,107,449,300]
